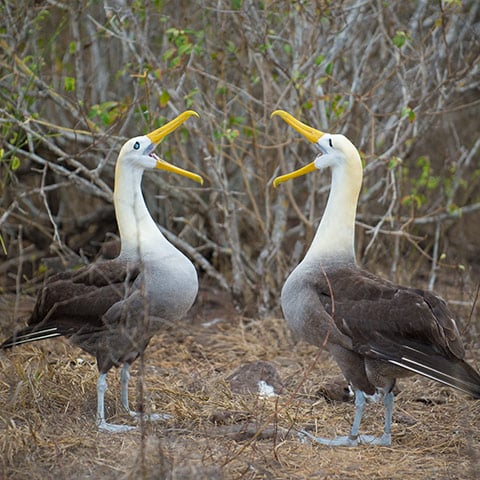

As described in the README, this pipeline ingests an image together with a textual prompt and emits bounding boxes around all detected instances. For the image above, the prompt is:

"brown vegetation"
[1,293,479,479]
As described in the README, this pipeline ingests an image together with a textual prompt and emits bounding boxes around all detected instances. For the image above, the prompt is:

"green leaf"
[401,194,423,208]
[178,43,192,56]
[226,41,236,54]
[0,233,7,255]
[215,85,228,96]
[184,88,200,108]
[224,128,240,142]
[302,100,313,110]
[392,30,410,48]
[166,27,180,38]
[170,56,181,68]
[88,101,122,126]
[325,62,333,75]
[159,89,170,108]
[162,48,176,62]
[387,156,402,169]
[444,0,462,6]
[64,76,75,91]
[447,203,460,215]
[11,156,21,170]
[401,106,415,122]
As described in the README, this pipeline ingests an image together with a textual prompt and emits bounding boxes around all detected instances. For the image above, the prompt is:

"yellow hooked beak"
[146,110,199,144]
[154,158,203,185]
[271,110,325,187]
[273,161,317,188]
[147,110,203,185]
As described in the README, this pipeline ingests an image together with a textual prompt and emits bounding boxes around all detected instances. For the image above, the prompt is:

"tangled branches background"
[1,1,479,316]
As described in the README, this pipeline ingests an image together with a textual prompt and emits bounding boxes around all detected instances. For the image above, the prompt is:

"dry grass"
[0,288,479,480]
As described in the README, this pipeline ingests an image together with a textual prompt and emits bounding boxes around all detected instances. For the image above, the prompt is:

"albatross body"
[1,111,203,432]
[272,110,480,446]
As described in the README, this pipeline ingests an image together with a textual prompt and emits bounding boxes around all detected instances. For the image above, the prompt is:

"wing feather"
[1,260,141,348]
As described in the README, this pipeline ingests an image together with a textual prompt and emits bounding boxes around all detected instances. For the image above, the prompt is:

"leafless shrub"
[1,0,479,320]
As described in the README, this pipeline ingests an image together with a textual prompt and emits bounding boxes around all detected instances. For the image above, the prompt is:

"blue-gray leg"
[299,389,393,447]
[96,372,136,433]
[120,363,170,422]
[299,389,366,446]
[358,390,393,445]
[350,389,367,437]
[120,364,133,413]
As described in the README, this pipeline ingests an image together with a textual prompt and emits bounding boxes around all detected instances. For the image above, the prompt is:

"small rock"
[227,360,284,395]
[316,375,353,403]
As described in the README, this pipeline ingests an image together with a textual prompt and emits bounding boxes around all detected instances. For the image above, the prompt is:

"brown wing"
[312,266,480,397]
[315,266,465,360]
[2,259,141,347]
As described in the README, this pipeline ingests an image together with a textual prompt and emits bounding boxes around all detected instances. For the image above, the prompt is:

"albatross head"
[271,110,362,187]
[117,110,203,185]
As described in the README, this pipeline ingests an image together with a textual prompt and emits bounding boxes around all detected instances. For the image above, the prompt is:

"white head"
[314,134,362,172]
[117,135,159,170]
[115,110,203,184]
[271,110,362,186]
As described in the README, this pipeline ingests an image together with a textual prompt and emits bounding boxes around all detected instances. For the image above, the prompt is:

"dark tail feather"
[371,344,480,399]
[1,326,62,349]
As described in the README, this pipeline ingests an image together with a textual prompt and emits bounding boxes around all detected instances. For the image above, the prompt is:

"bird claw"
[297,429,358,446]
[97,420,137,433]
[129,411,173,422]
[297,429,391,447]
[96,412,172,432]
[297,430,311,444]
[357,433,391,446]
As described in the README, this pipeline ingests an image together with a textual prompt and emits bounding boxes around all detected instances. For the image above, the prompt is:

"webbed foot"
[128,411,172,422]
[97,420,136,433]
[358,433,391,446]
[298,429,391,447]
[298,429,360,447]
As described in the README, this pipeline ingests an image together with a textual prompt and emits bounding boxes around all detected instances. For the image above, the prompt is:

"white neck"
[303,163,362,267]
[114,162,171,259]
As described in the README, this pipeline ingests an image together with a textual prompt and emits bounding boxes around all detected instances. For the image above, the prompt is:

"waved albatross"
[271,110,480,446]
[1,111,203,432]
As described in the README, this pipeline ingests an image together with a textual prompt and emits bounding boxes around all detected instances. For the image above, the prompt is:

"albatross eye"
[328,138,333,148]
[133,141,140,150]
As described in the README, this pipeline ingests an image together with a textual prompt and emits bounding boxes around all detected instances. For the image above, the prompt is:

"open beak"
[271,110,325,187]
[147,110,203,185]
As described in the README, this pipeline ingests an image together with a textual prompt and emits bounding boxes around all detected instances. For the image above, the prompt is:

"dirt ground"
[0,286,479,480]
